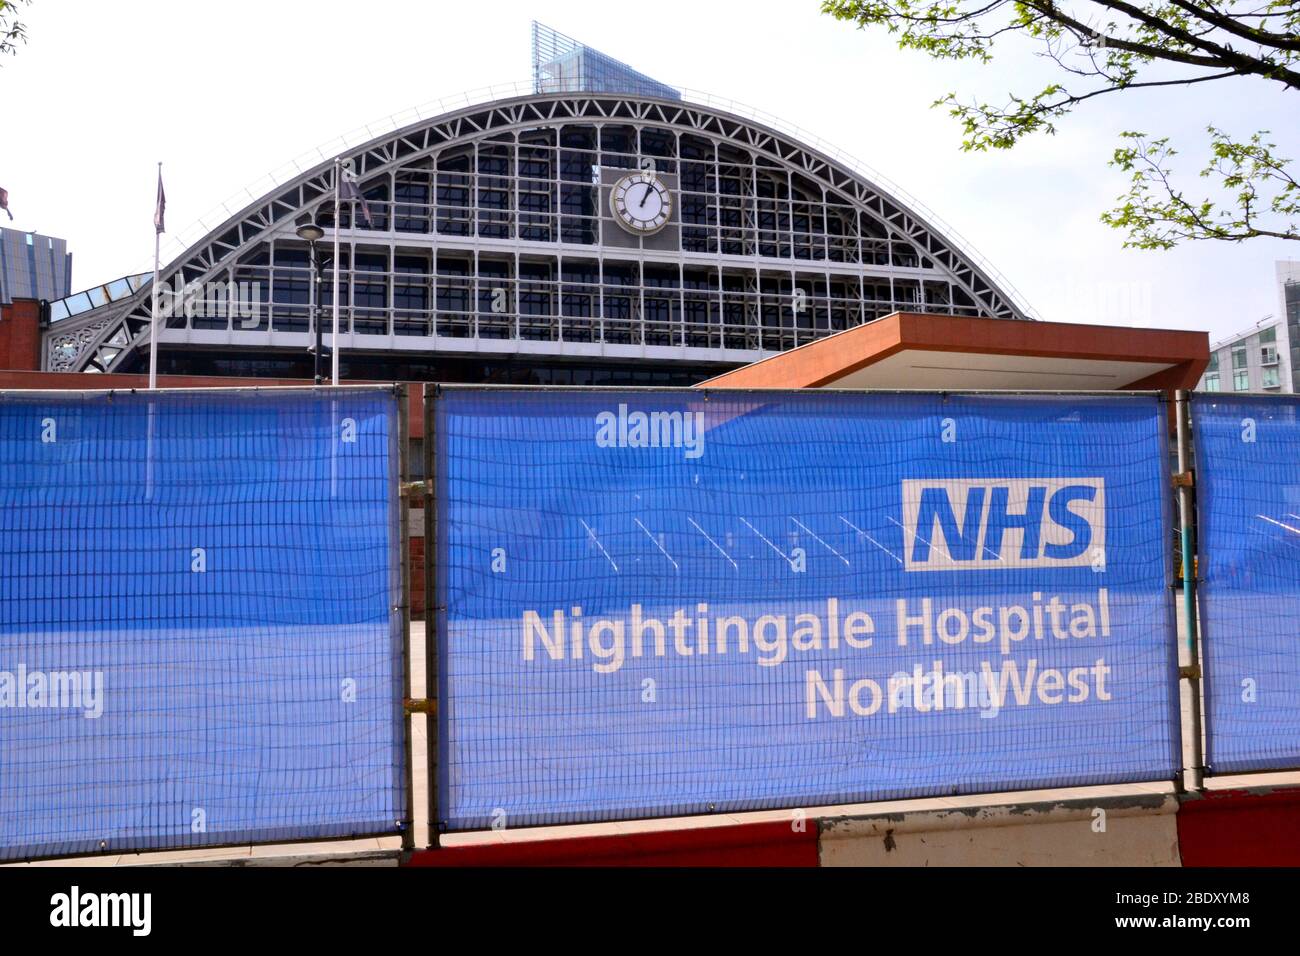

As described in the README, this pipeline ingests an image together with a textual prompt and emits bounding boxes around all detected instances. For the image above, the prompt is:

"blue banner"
[435,388,1181,830]
[1193,393,1300,773]
[0,387,405,860]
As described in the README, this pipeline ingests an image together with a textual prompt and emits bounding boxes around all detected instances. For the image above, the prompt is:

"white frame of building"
[45,92,1030,375]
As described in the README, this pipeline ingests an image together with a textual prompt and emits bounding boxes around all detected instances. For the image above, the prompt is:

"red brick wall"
[1178,788,1300,866]
[0,300,42,370]
[405,820,820,867]
[410,530,426,618]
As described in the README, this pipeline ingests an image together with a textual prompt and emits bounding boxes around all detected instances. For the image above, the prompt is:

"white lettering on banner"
[900,478,1105,571]
[595,403,705,459]
[803,657,1113,719]
[895,589,1110,655]
[521,588,1110,677]
[524,598,875,672]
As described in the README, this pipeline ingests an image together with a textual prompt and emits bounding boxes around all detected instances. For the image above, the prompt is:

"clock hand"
[639,182,652,209]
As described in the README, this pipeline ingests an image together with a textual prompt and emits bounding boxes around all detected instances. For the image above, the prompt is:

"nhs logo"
[901,478,1105,571]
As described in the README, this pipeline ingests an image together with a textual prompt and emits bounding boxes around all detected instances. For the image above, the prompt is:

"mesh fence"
[0,386,406,860]
[1193,393,1300,774]
[433,387,1181,831]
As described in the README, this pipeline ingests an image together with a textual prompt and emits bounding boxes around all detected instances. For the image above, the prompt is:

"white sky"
[4,0,1297,341]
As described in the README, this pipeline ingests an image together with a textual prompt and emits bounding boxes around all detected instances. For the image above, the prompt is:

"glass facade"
[1202,273,1300,395]
[151,351,731,386]
[0,228,74,306]
[532,21,681,101]
[48,273,149,322]
[43,88,1025,377]
[1288,279,1300,392]
[183,123,979,354]
[1205,334,1280,393]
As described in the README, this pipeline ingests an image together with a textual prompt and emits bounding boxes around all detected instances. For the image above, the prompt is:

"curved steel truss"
[47,92,1029,374]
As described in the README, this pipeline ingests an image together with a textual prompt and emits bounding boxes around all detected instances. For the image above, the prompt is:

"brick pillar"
[410,532,426,619]
[0,299,43,370]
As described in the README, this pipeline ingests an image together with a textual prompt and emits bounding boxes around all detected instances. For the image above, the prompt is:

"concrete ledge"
[817,794,1180,867]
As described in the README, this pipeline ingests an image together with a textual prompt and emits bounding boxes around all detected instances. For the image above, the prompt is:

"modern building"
[532,21,681,101]
[0,228,74,373]
[1199,261,1300,394]
[29,23,1032,385]
[0,227,72,306]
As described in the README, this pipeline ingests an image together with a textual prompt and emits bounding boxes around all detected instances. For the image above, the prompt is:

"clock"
[609,172,672,235]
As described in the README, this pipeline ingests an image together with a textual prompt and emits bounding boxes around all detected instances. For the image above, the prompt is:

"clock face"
[610,173,672,235]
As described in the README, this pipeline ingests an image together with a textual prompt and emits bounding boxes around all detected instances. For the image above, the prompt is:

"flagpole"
[332,158,342,387]
[148,161,163,390]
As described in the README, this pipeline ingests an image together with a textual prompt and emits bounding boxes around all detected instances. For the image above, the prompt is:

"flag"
[153,169,165,234]
[339,164,372,227]
[0,186,12,221]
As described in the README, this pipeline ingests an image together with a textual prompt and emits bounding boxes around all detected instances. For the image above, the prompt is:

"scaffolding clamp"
[1173,471,1195,488]
[403,698,436,716]
[400,481,431,500]
[1179,665,1202,680]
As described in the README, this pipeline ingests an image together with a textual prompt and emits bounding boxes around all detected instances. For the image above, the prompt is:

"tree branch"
[1167,0,1300,49]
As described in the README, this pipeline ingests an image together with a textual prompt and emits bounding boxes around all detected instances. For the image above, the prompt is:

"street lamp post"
[296,222,326,384]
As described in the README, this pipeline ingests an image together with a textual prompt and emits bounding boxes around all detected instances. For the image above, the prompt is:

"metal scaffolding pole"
[1175,389,1205,792]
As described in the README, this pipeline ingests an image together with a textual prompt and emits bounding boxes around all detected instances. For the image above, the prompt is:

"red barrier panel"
[1178,787,1300,866]
[405,820,818,867]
